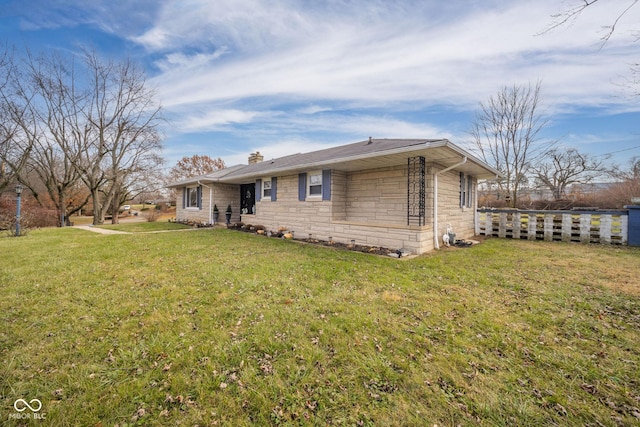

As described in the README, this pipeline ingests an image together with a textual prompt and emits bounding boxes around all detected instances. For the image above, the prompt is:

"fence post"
[580,214,591,244]
[498,213,506,238]
[543,214,553,241]
[561,214,572,242]
[625,205,640,247]
[620,214,628,245]
[485,211,493,236]
[528,213,537,240]
[513,212,521,239]
[600,214,612,244]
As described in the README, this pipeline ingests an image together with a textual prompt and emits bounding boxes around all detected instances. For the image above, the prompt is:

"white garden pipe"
[433,156,467,250]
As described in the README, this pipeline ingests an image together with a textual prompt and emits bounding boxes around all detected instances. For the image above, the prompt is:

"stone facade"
[174,162,478,254]
[175,183,242,224]
[431,164,477,243]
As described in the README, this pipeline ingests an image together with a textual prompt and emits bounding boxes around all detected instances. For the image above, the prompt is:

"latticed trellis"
[407,156,426,226]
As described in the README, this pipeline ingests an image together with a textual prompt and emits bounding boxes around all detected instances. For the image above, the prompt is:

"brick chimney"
[248,151,264,164]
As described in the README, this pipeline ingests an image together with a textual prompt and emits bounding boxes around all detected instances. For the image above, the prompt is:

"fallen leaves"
[130,407,146,422]
[259,354,274,376]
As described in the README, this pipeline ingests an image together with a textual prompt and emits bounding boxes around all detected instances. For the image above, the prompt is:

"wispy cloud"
[141,0,638,113]
[7,0,159,35]
[134,0,639,165]
[176,108,278,133]
[197,111,457,165]
[4,0,638,165]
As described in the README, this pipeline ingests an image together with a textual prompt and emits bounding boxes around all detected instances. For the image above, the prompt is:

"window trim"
[459,173,474,209]
[262,178,272,200]
[185,186,200,209]
[307,170,323,198]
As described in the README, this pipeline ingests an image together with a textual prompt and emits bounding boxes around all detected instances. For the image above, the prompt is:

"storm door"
[240,184,256,215]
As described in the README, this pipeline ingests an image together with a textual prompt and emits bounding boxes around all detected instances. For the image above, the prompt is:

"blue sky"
[1,0,639,169]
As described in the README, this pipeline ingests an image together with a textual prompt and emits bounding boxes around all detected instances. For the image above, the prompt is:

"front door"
[240,184,255,216]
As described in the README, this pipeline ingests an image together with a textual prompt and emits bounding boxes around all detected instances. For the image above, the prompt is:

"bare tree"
[11,52,90,226]
[0,46,35,193]
[1,48,164,225]
[533,148,606,200]
[543,0,639,95]
[470,81,554,207]
[168,154,226,181]
[610,156,640,181]
[167,154,225,201]
[602,157,640,206]
[119,166,166,207]
[74,52,164,224]
[544,0,638,43]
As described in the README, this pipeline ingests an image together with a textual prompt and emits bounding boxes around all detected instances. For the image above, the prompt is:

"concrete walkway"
[73,225,130,235]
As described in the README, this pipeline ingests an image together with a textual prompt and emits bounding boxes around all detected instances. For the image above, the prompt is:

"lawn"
[1,228,639,426]
[96,221,193,233]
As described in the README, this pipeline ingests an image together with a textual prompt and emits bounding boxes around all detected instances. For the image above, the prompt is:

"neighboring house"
[167,138,500,254]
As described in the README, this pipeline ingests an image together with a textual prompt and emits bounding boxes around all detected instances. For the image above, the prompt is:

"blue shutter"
[298,173,307,201]
[182,187,186,209]
[197,185,202,209]
[271,177,277,201]
[255,179,262,202]
[467,175,473,208]
[322,169,331,201]
[459,172,465,207]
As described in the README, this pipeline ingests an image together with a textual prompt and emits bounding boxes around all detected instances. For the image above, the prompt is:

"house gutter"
[433,156,467,250]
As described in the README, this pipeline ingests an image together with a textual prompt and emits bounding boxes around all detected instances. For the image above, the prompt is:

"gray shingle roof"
[167,138,500,187]
[225,138,444,177]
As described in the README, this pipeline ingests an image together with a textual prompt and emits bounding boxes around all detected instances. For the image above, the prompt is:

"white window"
[186,187,199,208]
[460,174,474,208]
[308,171,322,197]
[262,179,272,199]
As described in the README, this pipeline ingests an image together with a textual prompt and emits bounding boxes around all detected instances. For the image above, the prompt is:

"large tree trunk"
[111,187,120,224]
[91,189,105,225]
[58,193,66,227]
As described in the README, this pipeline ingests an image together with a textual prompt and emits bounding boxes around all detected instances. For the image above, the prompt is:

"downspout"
[433,156,467,250]
[473,178,478,235]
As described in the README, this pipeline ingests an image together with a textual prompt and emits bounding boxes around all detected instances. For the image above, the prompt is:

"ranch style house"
[167,138,500,254]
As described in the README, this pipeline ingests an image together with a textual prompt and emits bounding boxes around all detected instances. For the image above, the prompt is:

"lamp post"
[15,183,23,237]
